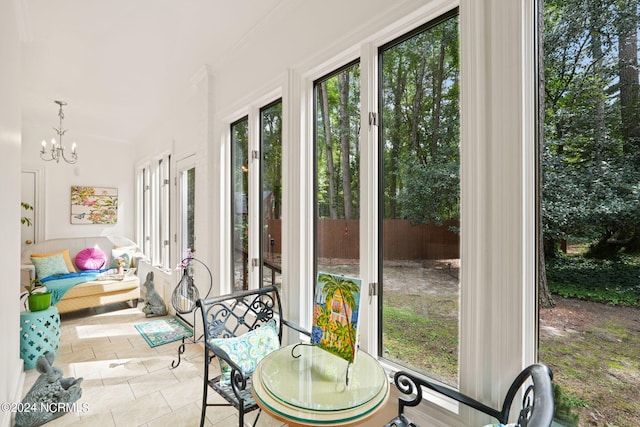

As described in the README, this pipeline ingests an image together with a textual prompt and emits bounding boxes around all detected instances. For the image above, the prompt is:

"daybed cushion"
[75,247,107,270]
[61,276,139,299]
[31,254,69,279]
[54,276,140,314]
[31,249,76,273]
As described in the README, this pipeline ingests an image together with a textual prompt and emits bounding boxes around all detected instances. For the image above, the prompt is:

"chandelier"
[40,100,78,164]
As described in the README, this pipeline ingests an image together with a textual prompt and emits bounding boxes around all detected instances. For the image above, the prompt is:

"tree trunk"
[338,72,353,220]
[588,0,607,163]
[319,81,338,219]
[430,37,446,159]
[587,231,620,258]
[538,0,555,308]
[618,0,640,155]
[387,55,409,219]
[410,39,428,165]
[616,0,640,252]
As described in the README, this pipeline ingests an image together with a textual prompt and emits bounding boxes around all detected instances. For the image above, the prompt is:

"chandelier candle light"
[40,100,78,164]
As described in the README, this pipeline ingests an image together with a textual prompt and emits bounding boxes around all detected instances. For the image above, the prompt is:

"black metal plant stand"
[170,257,212,369]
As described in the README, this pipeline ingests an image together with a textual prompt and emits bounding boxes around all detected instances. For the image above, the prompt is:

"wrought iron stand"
[169,257,212,369]
[171,307,203,368]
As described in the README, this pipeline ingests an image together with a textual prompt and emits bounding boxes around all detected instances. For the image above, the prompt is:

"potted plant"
[21,202,34,227]
[21,278,52,312]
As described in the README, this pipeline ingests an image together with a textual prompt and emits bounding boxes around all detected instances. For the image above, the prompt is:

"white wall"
[1,1,25,425]
[21,122,135,241]
[133,68,214,306]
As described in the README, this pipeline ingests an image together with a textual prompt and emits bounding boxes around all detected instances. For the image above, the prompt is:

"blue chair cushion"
[209,319,280,386]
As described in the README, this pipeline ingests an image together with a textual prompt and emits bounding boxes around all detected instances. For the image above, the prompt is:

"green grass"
[380,252,640,425]
[382,296,458,385]
[542,251,640,426]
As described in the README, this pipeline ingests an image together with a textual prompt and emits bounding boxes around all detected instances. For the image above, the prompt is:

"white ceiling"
[20,0,287,143]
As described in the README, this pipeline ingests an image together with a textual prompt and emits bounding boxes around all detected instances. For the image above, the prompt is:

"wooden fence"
[265,219,459,260]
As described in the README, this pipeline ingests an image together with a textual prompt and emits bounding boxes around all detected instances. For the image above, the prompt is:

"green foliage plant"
[553,383,582,427]
[546,254,640,306]
[21,202,33,226]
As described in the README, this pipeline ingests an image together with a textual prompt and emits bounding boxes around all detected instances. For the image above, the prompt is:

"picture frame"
[70,186,118,224]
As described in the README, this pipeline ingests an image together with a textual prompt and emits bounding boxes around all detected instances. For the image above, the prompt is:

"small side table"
[19,306,61,370]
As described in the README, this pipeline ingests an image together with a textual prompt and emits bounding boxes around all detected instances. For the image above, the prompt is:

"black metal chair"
[198,285,309,427]
[385,364,554,427]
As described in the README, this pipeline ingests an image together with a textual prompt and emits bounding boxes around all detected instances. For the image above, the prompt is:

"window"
[231,117,249,291]
[136,164,151,257]
[135,152,171,270]
[539,1,640,424]
[260,100,283,288]
[378,11,460,386]
[314,61,361,278]
[177,158,196,260]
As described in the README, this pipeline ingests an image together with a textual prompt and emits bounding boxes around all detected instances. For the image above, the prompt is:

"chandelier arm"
[39,100,77,164]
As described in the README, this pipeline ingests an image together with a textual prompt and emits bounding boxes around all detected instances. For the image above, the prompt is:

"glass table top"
[258,344,387,412]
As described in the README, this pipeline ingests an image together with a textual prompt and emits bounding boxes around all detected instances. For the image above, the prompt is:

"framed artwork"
[70,186,118,224]
[311,273,362,363]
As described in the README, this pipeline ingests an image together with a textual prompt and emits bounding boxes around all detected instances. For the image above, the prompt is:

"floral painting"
[70,186,118,224]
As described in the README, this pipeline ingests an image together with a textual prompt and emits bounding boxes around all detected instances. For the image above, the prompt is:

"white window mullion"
[459,1,536,424]
[359,41,379,355]
[160,154,171,270]
[248,106,261,289]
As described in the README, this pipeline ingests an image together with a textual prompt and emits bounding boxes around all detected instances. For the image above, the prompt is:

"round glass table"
[252,344,389,426]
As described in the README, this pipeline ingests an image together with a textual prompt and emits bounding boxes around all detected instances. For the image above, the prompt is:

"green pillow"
[31,254,69,279]
[110,252,131,269]
[209,319,279,386]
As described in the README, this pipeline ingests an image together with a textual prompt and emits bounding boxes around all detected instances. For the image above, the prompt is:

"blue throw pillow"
[209,319,280,386]
[31,254,69,279]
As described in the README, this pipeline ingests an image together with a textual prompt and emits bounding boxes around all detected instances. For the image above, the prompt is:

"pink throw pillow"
[75,247,107,270]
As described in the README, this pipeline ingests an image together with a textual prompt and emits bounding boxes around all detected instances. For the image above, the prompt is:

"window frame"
[259,98,284,289]
[135,151,171,271]
[230,115,250,292]
[312,59,362,283]
[176,155,197,261]
[376,6,461,382]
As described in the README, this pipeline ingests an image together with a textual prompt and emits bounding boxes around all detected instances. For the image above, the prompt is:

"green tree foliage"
[382,16,460,225]
[261,101,283,220]
[316,64,361,220]
[543,0,640,258]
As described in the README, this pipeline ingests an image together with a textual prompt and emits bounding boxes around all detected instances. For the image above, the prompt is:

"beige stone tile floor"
[18,302,396,427]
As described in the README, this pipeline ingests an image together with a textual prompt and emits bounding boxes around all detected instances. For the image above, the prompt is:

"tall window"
[177,160,196,260]
[260,100,283,288]
[137,165,151,257]
[378,11,460,386]
[540,1,640,425]
[314,61,361,278]
[135,152,171,270]
[159,157,170,268]
[231,117,249,291]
